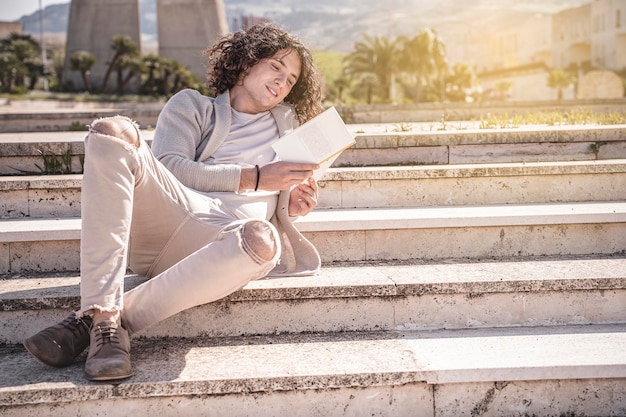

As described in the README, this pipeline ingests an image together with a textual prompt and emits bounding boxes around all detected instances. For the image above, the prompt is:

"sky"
[0,0,65,22]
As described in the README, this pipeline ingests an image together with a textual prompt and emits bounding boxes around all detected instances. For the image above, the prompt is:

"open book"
[272,106,356,180]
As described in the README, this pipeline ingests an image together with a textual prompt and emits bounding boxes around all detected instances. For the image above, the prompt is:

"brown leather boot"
[23,312,92,367]
[84,321,132,381]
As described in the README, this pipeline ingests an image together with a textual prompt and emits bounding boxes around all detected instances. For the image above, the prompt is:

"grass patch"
[478,109,626,129]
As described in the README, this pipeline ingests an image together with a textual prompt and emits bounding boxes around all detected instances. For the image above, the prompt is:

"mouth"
[266,85,278,97]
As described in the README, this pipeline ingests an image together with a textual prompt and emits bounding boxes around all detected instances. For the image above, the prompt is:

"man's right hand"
[239,161,319,192]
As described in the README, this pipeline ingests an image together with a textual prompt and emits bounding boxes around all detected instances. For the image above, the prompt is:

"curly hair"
[204,23,323,124]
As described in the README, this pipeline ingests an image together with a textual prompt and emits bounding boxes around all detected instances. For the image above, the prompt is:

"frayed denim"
[78,116,280,334]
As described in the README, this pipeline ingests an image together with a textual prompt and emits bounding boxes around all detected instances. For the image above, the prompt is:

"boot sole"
[85,371,134,381]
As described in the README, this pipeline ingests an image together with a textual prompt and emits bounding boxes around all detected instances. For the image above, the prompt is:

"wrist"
[239,166,257,192]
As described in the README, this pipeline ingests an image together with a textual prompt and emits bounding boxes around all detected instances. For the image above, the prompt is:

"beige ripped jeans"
[78,117,281,334]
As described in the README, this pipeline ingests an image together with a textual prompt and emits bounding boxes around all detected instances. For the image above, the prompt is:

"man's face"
[230,49,302,114]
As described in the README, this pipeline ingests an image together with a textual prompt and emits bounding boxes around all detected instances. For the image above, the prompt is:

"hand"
[288,177,318,216]
[253,161,319,192]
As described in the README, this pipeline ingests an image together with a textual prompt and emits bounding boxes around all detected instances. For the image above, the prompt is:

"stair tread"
[297,201,626,231]
[1,124,625,145]
[2,256,625,309]
[1,201,625,242]
[1,158,626,185]
[0,324,624,406]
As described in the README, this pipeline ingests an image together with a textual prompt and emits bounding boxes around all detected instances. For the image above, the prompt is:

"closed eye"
[272,57,298,87]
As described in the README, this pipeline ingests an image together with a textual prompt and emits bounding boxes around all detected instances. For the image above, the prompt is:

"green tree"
[343,34,399,103]
[0,52,26,92]
[140,53,161,95]
[494,80,512,100]
[547,68,575,100]
[445,62,474,102]
[158,57,176,96]
[49,48,65,91]
[69,50,96,92]
[101,34,139,93]
[312,50,347,103]
[350,73,378,104]
[329,74,352,104]
[114,55,144,95]
[139,54,201,97]
[0,33,43,91]
[168,60,197,94]
[430,34,448,101]
[398,29,448,103]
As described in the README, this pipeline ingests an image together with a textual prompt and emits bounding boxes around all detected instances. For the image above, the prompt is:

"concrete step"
[0,104,161,133]
[322,160,626,208]
[2,160,626,218]
[343,124,626,166]
[0,324,624,416]
[1,255,625,344]
[0,174,82,219]
[1,125,625,175]
[1,202,625,274]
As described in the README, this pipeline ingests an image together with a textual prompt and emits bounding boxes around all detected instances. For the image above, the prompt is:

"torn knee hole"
[90,117,140,146]
[241,221,277,262]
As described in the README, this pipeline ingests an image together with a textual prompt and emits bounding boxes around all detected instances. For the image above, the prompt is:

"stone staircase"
[0,118,625,416]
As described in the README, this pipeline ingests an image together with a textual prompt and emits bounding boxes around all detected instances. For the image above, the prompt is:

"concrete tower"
[62,0,141,92]
[157,0,229,83]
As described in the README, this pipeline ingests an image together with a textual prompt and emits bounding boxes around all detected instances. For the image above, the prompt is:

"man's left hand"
[288,177,318,216]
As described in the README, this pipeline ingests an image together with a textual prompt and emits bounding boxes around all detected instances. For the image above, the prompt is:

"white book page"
[272,107,355,179]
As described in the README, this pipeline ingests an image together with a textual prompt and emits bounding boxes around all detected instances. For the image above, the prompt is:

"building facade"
[0,22,23,40]
[446,0,626,100]
[591,0,626,70]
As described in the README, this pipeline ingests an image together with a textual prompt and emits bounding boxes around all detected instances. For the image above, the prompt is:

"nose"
[274,72,287,87]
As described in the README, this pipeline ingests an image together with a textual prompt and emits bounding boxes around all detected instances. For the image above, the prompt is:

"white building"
[446,0,625,101]
[591,0,626,70]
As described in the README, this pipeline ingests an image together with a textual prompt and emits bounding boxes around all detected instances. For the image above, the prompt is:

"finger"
[284,162,319,172]
[304,178,319,196]
[298,191,318,208]
[296,183,315,197]
[293,170,315,181]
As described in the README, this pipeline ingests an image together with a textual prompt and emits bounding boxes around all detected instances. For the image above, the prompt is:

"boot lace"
[59,313,91,338]
[92,324,121,348]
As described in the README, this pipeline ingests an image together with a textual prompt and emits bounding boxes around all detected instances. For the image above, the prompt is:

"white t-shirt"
[203,108,281,221]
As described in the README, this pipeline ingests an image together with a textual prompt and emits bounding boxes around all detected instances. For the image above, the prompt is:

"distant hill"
[17,0,590,52]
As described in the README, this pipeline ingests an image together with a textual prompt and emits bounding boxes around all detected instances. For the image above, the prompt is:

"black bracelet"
[254,165,260,191]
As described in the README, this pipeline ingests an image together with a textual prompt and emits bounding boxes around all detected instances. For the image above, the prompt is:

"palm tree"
[343,34,399,103]
[547,68,574,101]
[100,34,139,93]
[398,28,448,103]
[69,50,96,92]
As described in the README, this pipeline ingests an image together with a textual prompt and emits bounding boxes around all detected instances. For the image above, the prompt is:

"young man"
[23,23,324,381]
